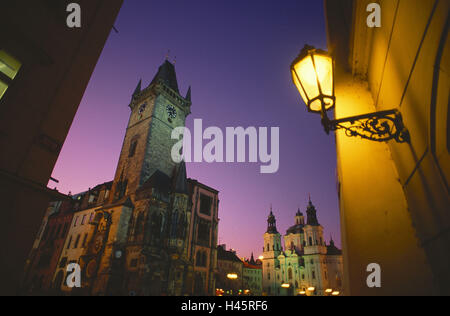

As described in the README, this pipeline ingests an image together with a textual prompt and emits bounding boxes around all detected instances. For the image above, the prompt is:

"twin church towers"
[261,199,344,296]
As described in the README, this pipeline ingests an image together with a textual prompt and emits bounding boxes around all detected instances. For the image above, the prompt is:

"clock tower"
[111,60,192,201]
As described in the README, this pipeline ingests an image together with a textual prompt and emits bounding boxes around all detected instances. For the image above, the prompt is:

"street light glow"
[227,273,238,280]
[291,45,335,113]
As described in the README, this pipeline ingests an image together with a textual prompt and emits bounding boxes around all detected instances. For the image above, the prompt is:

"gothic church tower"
[111,60,192,201]
[262,209,282,295]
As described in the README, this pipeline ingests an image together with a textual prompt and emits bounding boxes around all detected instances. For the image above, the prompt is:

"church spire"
[306,197,320,226]
[250,253,256,265]
[130,79,142,103]
[185,86,191,102]
[267,207,278,234]
[133,79,142,95]
[150,60,179,93]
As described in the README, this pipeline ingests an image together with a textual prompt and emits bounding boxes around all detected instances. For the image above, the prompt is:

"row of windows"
[42,222,69,241]
[66,233,88,250]
[73,212,95,227]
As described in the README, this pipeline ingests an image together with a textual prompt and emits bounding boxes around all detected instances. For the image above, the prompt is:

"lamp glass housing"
[291,47,335,113]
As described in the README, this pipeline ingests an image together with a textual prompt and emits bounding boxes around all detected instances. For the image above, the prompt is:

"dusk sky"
[50,0,340,259]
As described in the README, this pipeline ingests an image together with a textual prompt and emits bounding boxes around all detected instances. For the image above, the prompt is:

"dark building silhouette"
[0,0,123,295]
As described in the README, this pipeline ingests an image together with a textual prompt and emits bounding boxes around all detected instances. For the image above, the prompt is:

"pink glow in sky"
[50,0,341,259]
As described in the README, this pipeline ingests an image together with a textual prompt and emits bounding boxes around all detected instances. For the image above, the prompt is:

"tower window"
[129,140,138,157]
[197,221,210,244]
[199,194,212,216]
[0,50,22,99]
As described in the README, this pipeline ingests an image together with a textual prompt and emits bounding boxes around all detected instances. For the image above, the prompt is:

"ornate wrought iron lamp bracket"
[320,109,410,143]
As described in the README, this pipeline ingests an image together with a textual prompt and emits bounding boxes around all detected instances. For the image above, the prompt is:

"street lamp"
[227,273,238,280]
[291,45,409,143]
[281,283,291,289]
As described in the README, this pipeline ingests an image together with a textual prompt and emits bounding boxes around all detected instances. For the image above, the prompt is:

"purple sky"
[50,0,341,259]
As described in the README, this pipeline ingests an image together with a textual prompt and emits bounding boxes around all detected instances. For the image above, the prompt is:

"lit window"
[0,50,21,99]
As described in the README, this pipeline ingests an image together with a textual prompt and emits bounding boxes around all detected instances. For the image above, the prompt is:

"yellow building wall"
[335,0,449,295]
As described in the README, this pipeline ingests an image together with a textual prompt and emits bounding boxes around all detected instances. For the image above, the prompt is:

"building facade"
[324,0,450,295]
[21,200,75,295]
[216,245,244,296]
[262,200,343,296]
[0,0,123,295]
[242,255,263,296]
[24,60,220,296]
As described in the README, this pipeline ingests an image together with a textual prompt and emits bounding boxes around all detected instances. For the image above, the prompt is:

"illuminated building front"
[261,201,343,296]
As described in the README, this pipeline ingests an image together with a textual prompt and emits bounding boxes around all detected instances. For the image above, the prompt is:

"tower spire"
[185,86,191,102]
[267,207,278,233]
[150,59,180,93]
[306,196,320,226]
[132,79,142,98]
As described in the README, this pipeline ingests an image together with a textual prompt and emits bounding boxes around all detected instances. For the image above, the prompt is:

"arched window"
[309,237,313,246]
[288,268,293,280]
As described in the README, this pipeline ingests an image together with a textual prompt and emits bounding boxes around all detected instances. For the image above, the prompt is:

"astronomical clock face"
[93,235,103,254]
[86,259,97,278]
[166,104,177,119]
